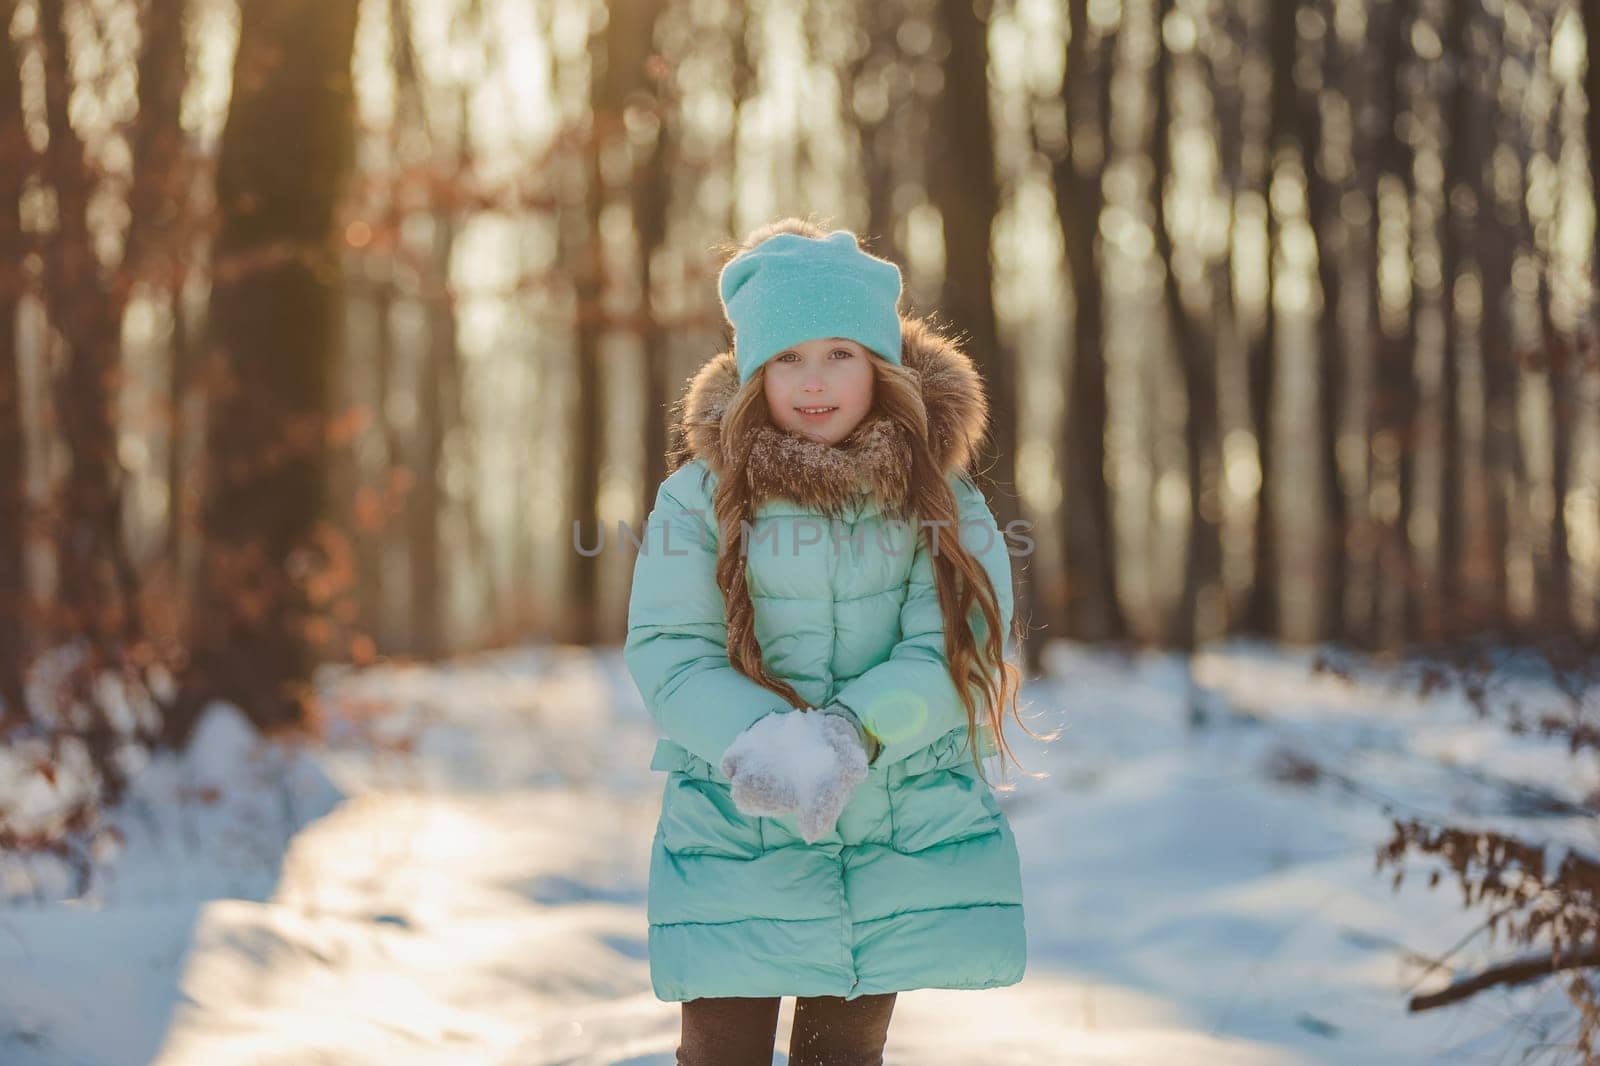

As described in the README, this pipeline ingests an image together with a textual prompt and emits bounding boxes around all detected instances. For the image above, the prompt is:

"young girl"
[625,218,1027,1066]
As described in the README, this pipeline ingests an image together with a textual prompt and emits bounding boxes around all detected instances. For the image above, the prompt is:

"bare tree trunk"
[566,223,603,645]
[1365,0,1420,649]
[931,0,1024,627]
[1054,0,1126,642]
[1392,160,1423,642]
[1476,163,1516,631]
[170,0,361,746]
[410,214,454,658]
[1582,2,1600,298]
[638,191,671,523]
[163,285,194,577]
[366,254,399,651]
[1205,2,1249,629]
[43,0,188,665]
[1432,0,1472,639]
[1152,0,1222,649]
[1539,19,1576,636]
[624,1,673,529]
[130,0,190,591]
[1507,116,1539,633]
[569,0,665,644]
[140,0,194,589]
[1537,271,1573,633]
[1475,1,1516,633]
[122,0,188,290]
[36,0,139,662]
[430,123,494,645]
[1301,0,1349,643]
[380,0,429,655]
[730,0,754,165]
[0,4,31,729]
[842,0,910,265]
[1242,0,1293,639]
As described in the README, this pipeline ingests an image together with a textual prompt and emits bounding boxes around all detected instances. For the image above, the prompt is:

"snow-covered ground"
[3,639,1597,1065]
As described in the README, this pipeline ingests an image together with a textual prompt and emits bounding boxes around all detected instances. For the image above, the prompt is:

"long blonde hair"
[704,217,1027,786]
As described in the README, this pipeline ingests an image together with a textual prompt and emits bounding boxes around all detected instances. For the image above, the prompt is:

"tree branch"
[1411,946,1600,1011]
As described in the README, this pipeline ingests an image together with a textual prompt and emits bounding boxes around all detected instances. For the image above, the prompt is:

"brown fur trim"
[666,313,989,514]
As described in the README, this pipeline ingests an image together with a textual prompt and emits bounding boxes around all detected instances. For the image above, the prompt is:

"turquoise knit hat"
[718,229,903,384]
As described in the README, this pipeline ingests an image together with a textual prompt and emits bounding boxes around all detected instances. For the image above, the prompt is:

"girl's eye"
[773,349,851,362]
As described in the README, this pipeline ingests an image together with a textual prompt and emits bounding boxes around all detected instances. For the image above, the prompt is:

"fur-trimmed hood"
[666,314,990,516]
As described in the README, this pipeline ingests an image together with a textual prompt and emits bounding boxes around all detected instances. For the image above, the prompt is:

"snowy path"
[4,641,1595,1064]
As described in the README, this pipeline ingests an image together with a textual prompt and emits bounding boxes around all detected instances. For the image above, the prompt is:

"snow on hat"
[718,229,904,384]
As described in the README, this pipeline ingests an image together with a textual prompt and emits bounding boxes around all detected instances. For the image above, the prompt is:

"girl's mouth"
[795,405,838,421]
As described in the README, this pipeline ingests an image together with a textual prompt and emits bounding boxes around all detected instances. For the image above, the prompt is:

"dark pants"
[676,993,898,1066]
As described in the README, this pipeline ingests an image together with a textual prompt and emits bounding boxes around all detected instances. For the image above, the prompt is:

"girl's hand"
[816,705,881,765]
[792,712,870,843]
[718,709,870,841]
[720,712,803,816]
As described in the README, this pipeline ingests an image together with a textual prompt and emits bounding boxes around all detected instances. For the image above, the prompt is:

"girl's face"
[761,337,876,445]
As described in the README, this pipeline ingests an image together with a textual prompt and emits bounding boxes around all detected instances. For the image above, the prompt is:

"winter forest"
[4,0,1600,1061]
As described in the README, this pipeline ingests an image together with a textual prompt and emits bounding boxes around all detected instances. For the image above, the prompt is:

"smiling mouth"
[796,406,838,415]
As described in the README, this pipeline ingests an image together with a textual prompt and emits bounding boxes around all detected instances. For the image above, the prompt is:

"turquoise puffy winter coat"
[625,315,1027,1002]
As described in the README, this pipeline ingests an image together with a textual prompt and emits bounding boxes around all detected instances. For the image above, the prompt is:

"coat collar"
[668,313,989,518]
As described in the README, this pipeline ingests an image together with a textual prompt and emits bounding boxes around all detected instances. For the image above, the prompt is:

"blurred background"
[3,1,1600,1060]
[0,0,1595,758]
[0,0,1594,813]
